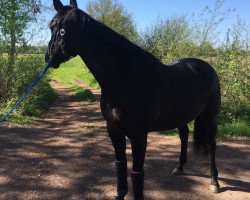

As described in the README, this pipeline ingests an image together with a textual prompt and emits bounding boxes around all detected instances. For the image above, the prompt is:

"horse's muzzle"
[45,50,60,69]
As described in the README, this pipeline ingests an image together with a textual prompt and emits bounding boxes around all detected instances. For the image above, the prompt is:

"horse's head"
[45,0,86,68]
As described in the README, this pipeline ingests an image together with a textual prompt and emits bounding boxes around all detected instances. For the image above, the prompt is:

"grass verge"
[161,121,250,138]
[51,56,99,89]
[50,56,95,101]
[0,55,57,125]
[218,122,250,138]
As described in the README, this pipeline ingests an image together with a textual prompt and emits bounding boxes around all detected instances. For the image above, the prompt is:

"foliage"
[0,0,56,124]
[141,15,197,64]
[161,121,250,138]
[0,54,56,123]
[215,21,250,124]
[139,0,249,136]
[17,45,47,54]
[50,56,95,101]
[0,53,9,98]
[87,0,138,42]
[217,122,250,138]
[0,0,42,98]
[51,56,99,89]
[0,0,42,57]
[0,0,41,45]
[195,0,232,47]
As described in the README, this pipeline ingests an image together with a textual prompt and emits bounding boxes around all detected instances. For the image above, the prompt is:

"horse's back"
[168,58,218,85]
[163,58,220,98]
[149,58,220,131]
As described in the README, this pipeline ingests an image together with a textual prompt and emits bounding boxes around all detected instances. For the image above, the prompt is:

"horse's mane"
[73,9,161,63]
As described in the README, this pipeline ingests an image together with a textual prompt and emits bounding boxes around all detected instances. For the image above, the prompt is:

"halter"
[48,9,74,60]
[48,8,89,60]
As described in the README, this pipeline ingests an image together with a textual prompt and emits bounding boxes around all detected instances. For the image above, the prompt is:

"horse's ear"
[53,0,64,11]
[70,0,78,8]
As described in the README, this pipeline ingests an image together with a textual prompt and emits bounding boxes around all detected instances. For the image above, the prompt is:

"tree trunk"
[6,0,17,97]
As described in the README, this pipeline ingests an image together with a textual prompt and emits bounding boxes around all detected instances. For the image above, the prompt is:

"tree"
[195,0,232,48]
[0,0,41,97]
[87,0,138,42]
[0,0,41,64]
[141,15,196,64]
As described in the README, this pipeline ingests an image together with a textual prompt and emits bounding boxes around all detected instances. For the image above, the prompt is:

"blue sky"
[79,0,250,31]
[41,0,250,44]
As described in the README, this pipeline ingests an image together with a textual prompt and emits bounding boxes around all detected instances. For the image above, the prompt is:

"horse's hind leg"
[206,116,220,193]
[107,124,128,200]
[172,125,189,175]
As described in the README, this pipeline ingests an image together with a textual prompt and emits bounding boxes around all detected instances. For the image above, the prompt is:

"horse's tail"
[193,80,221,156]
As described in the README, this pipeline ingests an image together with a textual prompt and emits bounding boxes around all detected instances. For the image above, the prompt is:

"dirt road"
[0,81,249,200]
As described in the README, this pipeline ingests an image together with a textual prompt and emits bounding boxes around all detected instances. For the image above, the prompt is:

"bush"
[214,21,250,124]
[0,54,56,122]
[0,54,9,99]
[87,0,138,42]
[141,15,198,64]
[139,8,249,136]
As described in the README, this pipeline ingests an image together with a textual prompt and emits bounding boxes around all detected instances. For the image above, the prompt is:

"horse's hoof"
[115,192,127,200]
[172,168,184,176]
[210,184,220,193]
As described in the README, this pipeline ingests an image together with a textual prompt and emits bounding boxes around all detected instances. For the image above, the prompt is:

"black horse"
[45,1,221,199]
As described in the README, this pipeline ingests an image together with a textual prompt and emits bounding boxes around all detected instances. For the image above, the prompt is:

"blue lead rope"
[0,61,52,125]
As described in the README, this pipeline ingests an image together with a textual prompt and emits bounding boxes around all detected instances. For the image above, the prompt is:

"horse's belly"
[150,115,193,131]
[149,100,205,131]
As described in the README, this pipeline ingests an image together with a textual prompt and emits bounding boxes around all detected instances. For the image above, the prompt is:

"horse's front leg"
[107,123,128,200]
[130,131,148,200]
[172,125,189,175]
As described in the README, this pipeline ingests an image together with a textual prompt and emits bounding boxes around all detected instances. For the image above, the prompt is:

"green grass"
[70,84,94,102]
[51,56,100,89]
[218,122,250,138]
[50,56,96,102]
[0,104,33,125]
[0,84,57,125]
[0,54,57,125]
[0,113,33,125]
[218,104,250,138]
[75,89,94,101]
[161,121,250,138]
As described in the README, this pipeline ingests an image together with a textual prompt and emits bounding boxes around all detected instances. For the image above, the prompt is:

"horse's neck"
[78,19,164,93]
[79,35,130,93]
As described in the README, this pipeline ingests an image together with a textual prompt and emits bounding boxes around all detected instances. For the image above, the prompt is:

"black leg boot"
[131,170,144,200]
[115,160,128,200]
